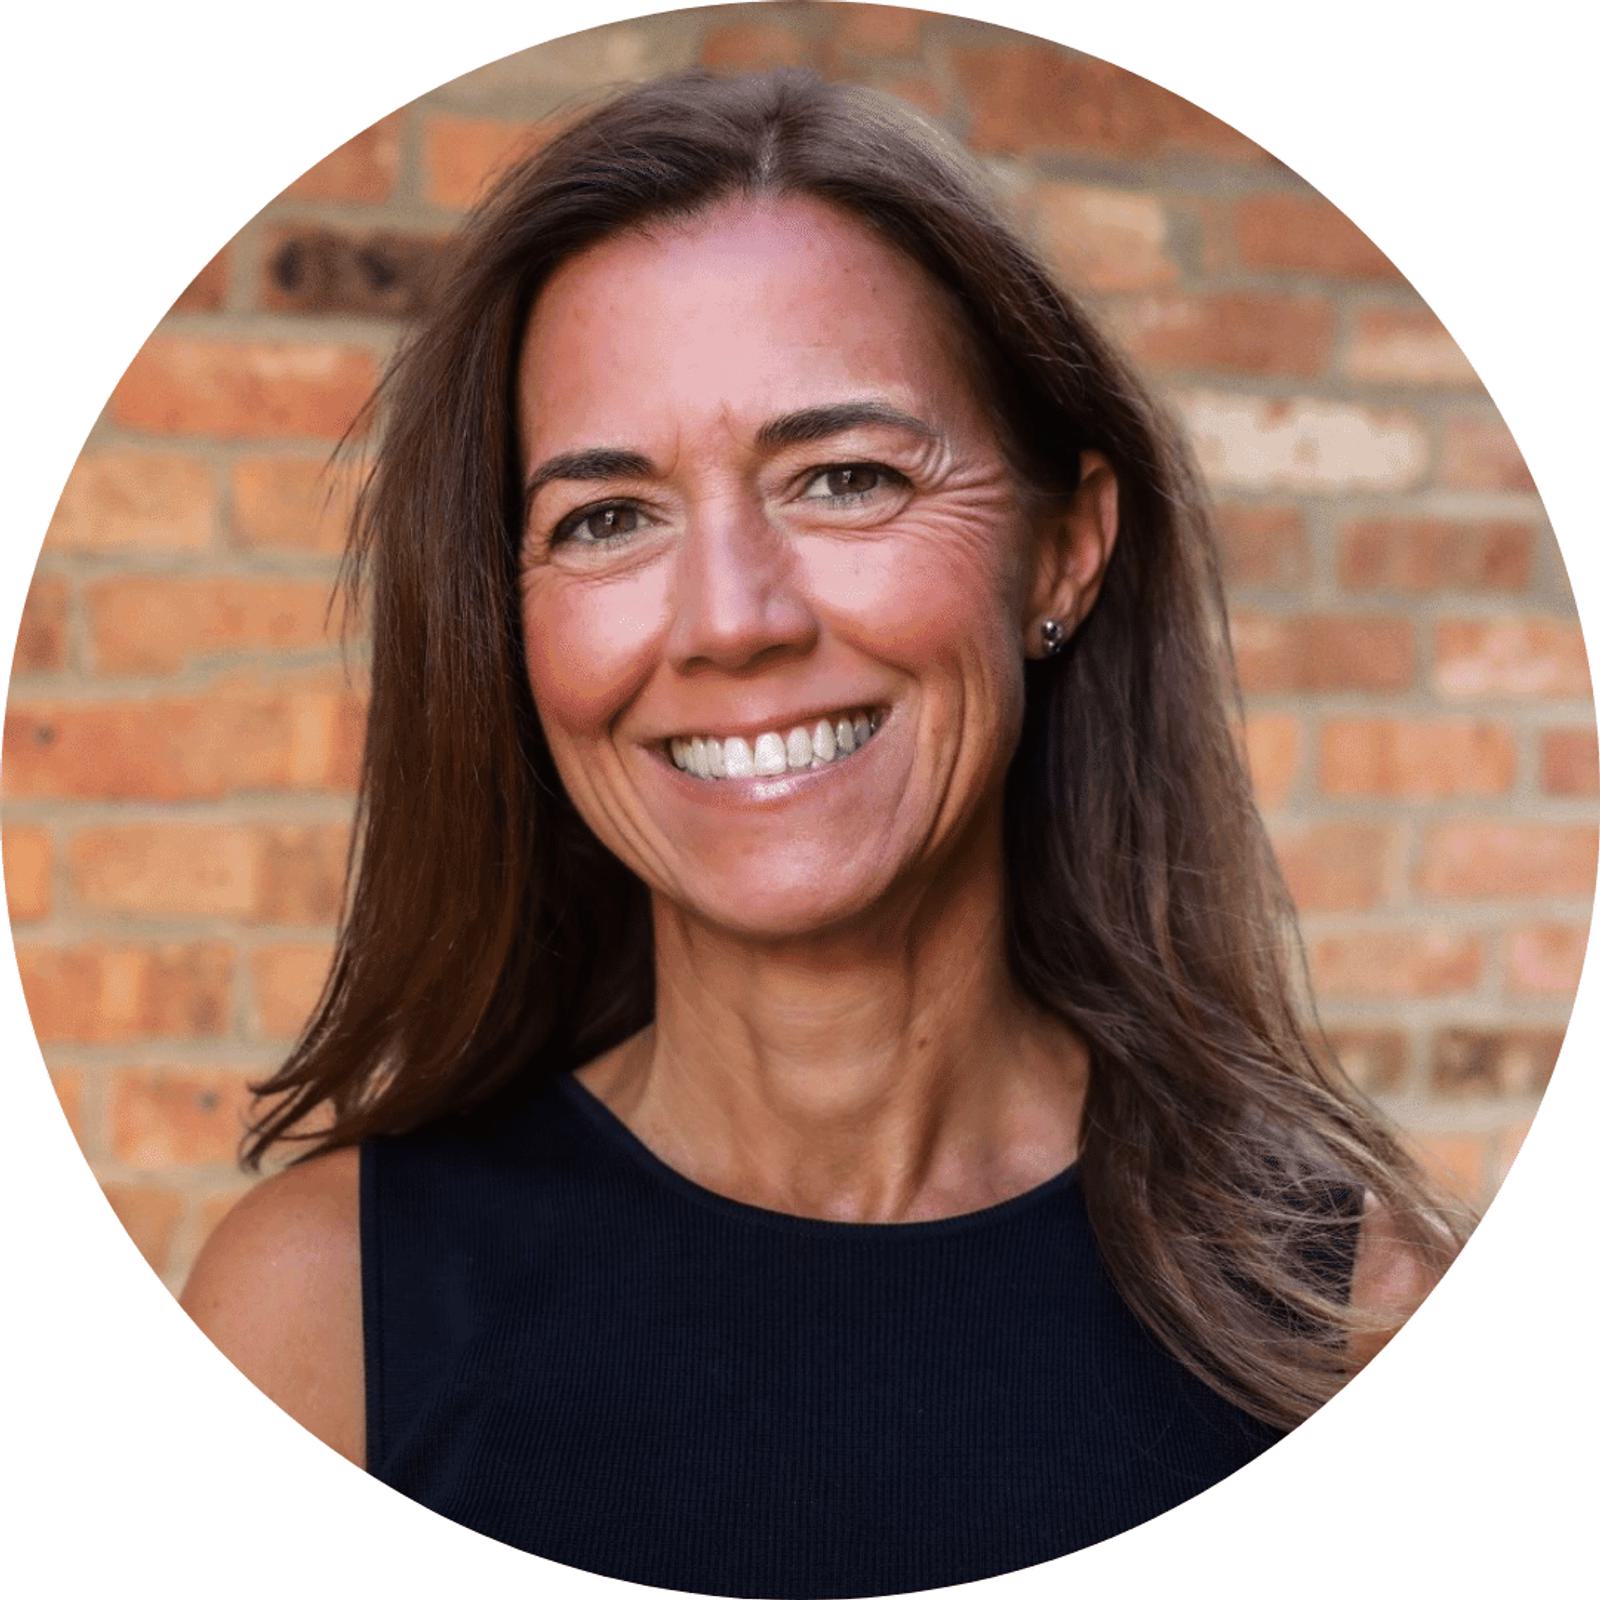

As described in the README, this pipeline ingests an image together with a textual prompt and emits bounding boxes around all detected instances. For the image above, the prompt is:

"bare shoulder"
[179,1145,365,1468]
[1346,1189,1450,1368]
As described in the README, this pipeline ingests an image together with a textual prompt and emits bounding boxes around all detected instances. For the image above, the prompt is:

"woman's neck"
[575,815,1090,1223]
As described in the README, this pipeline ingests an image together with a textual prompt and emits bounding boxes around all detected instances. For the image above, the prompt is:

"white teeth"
[723,735,754,778]
[753,731,788,776]
[667,708,882,781]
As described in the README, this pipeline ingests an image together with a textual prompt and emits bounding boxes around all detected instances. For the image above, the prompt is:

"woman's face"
[516,193,1098,940]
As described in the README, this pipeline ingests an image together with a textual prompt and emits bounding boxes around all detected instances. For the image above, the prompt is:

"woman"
[182,67,1469,1596]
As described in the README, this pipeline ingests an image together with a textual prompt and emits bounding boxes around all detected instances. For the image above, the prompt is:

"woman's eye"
[552,502,643,545]
[799,463,903,502]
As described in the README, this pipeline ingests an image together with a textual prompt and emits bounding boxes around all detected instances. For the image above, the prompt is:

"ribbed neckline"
[554,1069,1080,1239]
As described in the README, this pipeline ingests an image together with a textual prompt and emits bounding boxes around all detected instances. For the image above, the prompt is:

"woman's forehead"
[514,193,984,457]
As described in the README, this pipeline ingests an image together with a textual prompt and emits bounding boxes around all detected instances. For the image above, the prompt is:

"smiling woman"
[178,67,1470,1597]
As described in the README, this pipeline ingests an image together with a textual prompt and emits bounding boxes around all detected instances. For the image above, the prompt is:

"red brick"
[1541,727,1599,796]
[49,1064,87,1145]
[1408,1131,1488,1203]
[1319,717,1517,798]
[259,224,447,319]
[857,70,948,120]
[1214,503,1309,589]
[1178,391,1427,492]
[1319,1027,1408,1094]
[1432,618,1590,700]
[1032,183,1178,292]
[68,824,256,919]
[1429,1026,1564,1099]
[229,456,361,555]
[14,575,70,672]
[1345,305,1477,386]
[3,672,368,802]
[702,20,817,71]
[416,19,695,102]
[16,940,233,1043]
[1308,929,1483,998]
[1437,413,1535,491]
[255,825,351,924]
[67,821,349,924]
[806,46,950,118]
[1104,291,1335,377]
[1232,611,1414,694]
[1337,517,1534,593]
[1237,712,1301,809]
[1270,820,1394,911]
[1234,193,1403,281]
[250,941,335,1040]
[421,112,566,210]
[172,246,230,314]
[3,824,53,923]
[85,576,344,676]
[284,112,402,203]
[1506,922,1589,998]
[1415,821,1597,900]
[1187,196,1235,274]
[326,680,368,792]
[102,1181,185,1275]
[1492,1117,1537,1189]
[46,451,214,553]
[953,44,1265,162]
[830,4,924,54]
[109,337,377,441]
[108,1066,257,1169]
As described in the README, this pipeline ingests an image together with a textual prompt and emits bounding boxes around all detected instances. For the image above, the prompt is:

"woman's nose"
[663,492,820,673]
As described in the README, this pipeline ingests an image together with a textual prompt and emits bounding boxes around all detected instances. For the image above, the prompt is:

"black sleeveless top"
[361,1068,1360,1597]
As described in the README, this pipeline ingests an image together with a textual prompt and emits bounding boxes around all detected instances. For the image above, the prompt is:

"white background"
[1,1,1594,1594]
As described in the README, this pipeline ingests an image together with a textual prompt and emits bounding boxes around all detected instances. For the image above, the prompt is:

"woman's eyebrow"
[755,400,940,450]
[523,446,654,512]
[521,402,940,516]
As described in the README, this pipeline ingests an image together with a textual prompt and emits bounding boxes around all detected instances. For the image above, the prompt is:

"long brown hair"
[244,67,1473,1430]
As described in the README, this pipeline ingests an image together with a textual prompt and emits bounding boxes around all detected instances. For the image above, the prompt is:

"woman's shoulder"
[1345,1188,1451,1368]
[179,1145,365,1469]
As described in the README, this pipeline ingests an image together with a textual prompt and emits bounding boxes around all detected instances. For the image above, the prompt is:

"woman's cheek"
[809,515,1022,664]
[521,569,667,734]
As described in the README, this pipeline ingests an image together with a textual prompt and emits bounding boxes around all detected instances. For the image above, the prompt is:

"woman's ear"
[1023,450,1119,658]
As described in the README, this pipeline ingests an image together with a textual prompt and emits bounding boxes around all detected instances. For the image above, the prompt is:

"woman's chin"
[669,869,894,945]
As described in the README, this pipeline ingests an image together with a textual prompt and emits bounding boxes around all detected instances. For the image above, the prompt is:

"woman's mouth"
[664,706,885,781]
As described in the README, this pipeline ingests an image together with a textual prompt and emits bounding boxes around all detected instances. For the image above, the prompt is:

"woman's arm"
[178,1147,365,1468]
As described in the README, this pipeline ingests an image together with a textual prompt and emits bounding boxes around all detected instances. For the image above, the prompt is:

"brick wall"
[4,4,1592,1292]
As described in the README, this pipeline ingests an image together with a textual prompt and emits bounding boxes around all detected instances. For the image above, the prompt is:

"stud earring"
[1040,617,1067,657]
